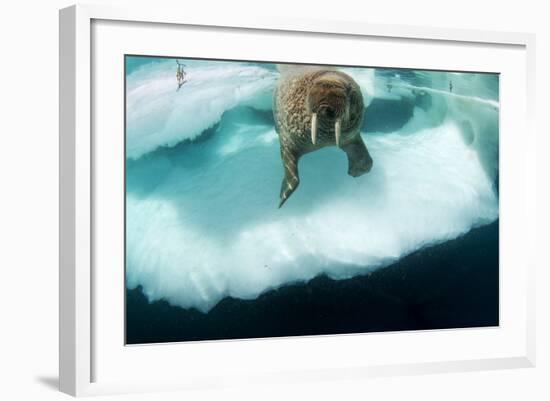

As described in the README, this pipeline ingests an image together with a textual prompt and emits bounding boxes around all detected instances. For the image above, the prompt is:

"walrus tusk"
[311,113,317,144]
[335,118,341,147]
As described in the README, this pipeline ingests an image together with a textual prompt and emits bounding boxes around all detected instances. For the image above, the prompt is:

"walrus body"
[273,67,373,207]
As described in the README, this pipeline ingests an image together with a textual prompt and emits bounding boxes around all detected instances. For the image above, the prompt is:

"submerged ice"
[125,59,499,312]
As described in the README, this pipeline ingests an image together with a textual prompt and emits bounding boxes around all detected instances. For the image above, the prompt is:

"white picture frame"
[59,3,536,397]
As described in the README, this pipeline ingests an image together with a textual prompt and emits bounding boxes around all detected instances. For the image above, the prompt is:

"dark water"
[126,220,498,344]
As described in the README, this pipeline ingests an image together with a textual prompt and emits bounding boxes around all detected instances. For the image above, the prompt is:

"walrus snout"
[319,105,338,120]
[311,101,347,147]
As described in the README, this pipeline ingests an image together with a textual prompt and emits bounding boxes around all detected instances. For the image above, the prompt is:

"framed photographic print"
[59,4,536,396]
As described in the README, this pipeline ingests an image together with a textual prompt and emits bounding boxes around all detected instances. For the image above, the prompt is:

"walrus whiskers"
[311,113,318,145]
[335,118,341,147]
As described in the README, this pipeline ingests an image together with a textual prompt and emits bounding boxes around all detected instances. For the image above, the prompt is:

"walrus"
[273,66,373,207]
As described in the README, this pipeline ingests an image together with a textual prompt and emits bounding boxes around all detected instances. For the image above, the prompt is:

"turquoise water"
[125,56,499,317]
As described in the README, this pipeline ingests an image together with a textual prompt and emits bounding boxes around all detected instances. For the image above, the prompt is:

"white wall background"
[0,0,547,399]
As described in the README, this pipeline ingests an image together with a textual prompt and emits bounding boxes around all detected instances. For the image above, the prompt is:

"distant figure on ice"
[176,60,187,90]
[449,80,453,93]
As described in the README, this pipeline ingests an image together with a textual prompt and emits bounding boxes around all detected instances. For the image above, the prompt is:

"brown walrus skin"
[273,67,373,207]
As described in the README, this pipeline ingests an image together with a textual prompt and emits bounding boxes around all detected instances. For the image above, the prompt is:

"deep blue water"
[126,220,498,344]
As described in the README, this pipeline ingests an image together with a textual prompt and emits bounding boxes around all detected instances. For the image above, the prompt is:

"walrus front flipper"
[279,146,300,208]
[342,135,373,177]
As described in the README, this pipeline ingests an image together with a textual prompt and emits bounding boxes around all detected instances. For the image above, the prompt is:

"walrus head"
[306,71,363,147]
